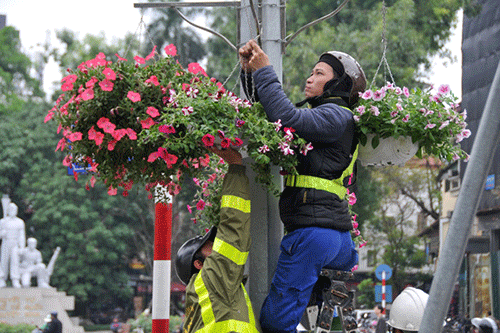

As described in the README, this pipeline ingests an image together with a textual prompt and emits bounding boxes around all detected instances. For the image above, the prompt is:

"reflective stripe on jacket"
[183,164,261,333]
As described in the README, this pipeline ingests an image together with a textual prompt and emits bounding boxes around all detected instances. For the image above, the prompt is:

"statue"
[19,238,60,288]
[0,199,25,288]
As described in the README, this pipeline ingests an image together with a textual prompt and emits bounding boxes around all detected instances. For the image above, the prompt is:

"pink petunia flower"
[140,118,155,129]
[196,199,206,211]
[425,123,437,129]
[273,119,282,132]
[235,119,245,128]
[107,139,117,151]
[182,106,194,115]
[402,114,410,122]
[115,53,128,61]
[300,142,314,156]
[44,111,54,123]
[439,120,450,130]
[158,125,175,134]
[164,44,177,56]
[145,75,160,86]
[108,187,118,196]
[372,89,386,101]
[361,90,373,100]
[258,145,270,153]
[68,132,83,141]
[200,154,210,167]
[102,122,116,134]
[370,106,380,116]
[187,205,192,214]
[112,129,127,141]
[147,151,158,162]
[62,74,78,84]
[438,84,451,95]
[279,142,294,155]
[202,134,215,147]
[348,192,357,205]
[86,77,98,88]
[403,87,410,97]
[81,88,95,101]
[99,79,114,92]
[126,128,137,140]
[188,62,208,77]
[232,137,243,147]
[221,138,231,149]
[145,46,157,61]
[127,91,141,103]
[134,55,145,64]
[356,105,366,115]
[103,68,116,80]
[146,106,160,118]
[61,82,74,91]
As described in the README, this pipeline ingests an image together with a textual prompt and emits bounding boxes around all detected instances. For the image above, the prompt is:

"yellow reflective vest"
[183,164,261,333]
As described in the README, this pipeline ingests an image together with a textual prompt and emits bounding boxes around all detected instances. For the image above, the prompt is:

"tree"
[366,163,440,293]
[144,0,206,67]
[356,278,376,309]
[0,26,44,114]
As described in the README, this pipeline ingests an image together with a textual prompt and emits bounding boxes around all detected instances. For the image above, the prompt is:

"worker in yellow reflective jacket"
[175,146,261,333]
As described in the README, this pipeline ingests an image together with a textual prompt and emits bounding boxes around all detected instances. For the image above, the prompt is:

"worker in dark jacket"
[43,312,62,333]
[239,40,366,333]
[175,146,261,333]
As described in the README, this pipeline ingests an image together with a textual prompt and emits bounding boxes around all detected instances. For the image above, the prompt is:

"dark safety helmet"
[175,226,217,285]
[319,51,366,107]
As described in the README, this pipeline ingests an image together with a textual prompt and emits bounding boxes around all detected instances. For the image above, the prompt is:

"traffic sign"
[375,264,392,281]
[375,285,392,303]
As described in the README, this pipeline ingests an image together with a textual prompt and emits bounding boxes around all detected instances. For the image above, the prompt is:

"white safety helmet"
[387,287,429,332]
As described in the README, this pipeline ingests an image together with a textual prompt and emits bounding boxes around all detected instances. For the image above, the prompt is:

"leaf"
[359,133,367,146]
[371,135,380,149]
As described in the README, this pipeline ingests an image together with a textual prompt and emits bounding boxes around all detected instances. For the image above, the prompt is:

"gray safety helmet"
[320,51,367,107]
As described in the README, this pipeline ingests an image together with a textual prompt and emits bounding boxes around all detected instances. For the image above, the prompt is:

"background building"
[458,0,500,319]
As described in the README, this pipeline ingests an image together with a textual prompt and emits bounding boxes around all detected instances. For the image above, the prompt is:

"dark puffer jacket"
[243,66,356,232]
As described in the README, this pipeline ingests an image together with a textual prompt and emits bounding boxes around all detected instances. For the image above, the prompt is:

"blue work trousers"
[259,227,358,333]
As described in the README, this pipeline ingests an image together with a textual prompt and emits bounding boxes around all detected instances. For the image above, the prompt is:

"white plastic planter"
[358,134,419,167]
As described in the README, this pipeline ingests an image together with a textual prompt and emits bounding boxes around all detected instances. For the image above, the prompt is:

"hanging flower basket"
[358,134,419,167]
[44,45,311,204]
[354,82,471,166]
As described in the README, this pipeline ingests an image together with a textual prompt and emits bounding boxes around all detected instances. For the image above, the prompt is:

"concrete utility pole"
[239,0,285,312]
[419,59,500,333]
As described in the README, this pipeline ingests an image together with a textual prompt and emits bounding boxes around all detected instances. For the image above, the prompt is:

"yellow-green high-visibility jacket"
[183,164,261,333]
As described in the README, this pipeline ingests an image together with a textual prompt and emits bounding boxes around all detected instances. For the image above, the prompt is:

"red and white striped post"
[381,271,386,313]
[152,191,172,333]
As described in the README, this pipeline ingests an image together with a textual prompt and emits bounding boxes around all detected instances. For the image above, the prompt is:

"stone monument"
[0,195,83,333]
[0,198,25,288]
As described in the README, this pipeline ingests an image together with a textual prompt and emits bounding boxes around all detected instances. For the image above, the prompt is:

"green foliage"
[0,323,36,333]
[366,165,438,293]
[356,278,376,309]
[0,26,44,107]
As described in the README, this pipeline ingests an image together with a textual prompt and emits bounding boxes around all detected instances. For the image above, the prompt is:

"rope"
[369,0,396,90]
